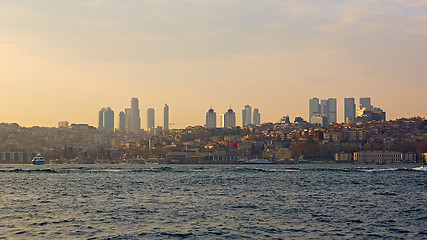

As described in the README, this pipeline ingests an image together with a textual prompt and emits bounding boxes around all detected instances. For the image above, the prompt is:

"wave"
[1,165,425,174]
[0,168,57,173]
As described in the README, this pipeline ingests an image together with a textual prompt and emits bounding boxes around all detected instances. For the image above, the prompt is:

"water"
[0,164,426,239]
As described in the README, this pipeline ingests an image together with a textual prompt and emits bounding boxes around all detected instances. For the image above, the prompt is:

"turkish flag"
[232,142,238,148]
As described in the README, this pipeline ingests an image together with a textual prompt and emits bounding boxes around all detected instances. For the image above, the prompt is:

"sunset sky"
[1,0,426,129]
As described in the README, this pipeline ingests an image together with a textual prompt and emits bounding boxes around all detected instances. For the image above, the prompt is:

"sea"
[0,164,426,239]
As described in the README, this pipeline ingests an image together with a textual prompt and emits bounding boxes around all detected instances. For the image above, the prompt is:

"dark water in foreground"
[0,164,426,239]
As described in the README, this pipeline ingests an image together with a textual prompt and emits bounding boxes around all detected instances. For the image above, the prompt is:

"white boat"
[32,153,46,165]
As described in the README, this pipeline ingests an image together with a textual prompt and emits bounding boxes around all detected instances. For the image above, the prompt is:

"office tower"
[126,98,141,131]
[206,108,216,129]
[253,108,260,125]
[147,108,155,133]
[344,98,356,123]
[163,104,169,131]
[219,114,225,128]
[309,98,320,123]
[360,97,371,109]
[119,111,126,132]
[98,108,105,129]
[318,98,336,124]
[103,107,114,132]
[242,105,252,126]
[224,108,236,128]
[125,108,132,131]
[327,98,337,123]
[320,99,328,116]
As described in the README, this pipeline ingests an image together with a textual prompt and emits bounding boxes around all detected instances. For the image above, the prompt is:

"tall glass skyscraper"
[164,104,169,131]
[126,98,141,131]
[253,108,260,125]
[103,107,114,132]
[309,98,320,123]
[206,108,217,129]
[147,108,155,132]
[224,108,236,128]
[98,108,105,129]
[344,98,356,123]
[242,105,252,126]
[119,111,126,132]
[360,97,371,109]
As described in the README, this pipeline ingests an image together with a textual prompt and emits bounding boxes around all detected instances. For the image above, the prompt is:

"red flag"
[232,142,238,148]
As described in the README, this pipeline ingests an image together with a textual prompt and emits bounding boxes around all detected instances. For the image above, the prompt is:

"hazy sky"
[1,0,426,129]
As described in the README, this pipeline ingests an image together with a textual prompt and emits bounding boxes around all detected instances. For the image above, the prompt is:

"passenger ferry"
[32,153,46,165]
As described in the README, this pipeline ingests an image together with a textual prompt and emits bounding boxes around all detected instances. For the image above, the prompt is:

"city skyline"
[1,1,426,128]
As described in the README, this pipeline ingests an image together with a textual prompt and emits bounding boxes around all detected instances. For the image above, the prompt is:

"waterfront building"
[0,152,33,164]
[253,108,260,125]
[335,152,353,163]
[242,105,252,126]
[275,148,292,161]
[147,108,155,133]
[119,111,126,132]
[103,107,114,132]
[224,108,236,128]
[164,104,169,131]
[354,150,401,164]
[98,108,105,129]
[309,98,320,123]
[206,108,217,129]
[344,98,356,123]
[360,97,371,109]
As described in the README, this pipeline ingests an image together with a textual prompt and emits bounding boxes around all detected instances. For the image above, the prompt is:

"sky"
[1,0,426,129]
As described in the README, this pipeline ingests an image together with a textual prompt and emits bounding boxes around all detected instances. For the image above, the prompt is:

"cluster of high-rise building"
[309,97,386,126]
[309,98,337,127]
[205,105,261,129]
[98,98,169,133]
[98,107,115,132]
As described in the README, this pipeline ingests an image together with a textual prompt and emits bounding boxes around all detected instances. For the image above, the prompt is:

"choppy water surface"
[0,164,426,239]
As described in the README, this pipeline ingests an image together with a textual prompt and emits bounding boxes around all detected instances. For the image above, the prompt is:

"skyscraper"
[320,99,328,116]
[309,98,320,123]
[360,97,371,109]
[119,111,126,132]
[224,108,236,128]
[98,108,105,129]
[206,108,216,129]
[126,98,141,132]
[327,98,337,123]
[344,98,356,123]
[147,108,155,133]
[242,105,252,126]
[103,107,114,132]
[253,108,260,125]
[163,104,169,132]
[219,114,225,128]
[310,97,336,124]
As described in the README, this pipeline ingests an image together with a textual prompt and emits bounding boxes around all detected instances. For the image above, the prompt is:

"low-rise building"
[354,150,401,164]
[335,152,353,163]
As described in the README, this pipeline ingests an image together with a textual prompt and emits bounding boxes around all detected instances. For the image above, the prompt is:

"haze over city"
[1,0,426,128]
